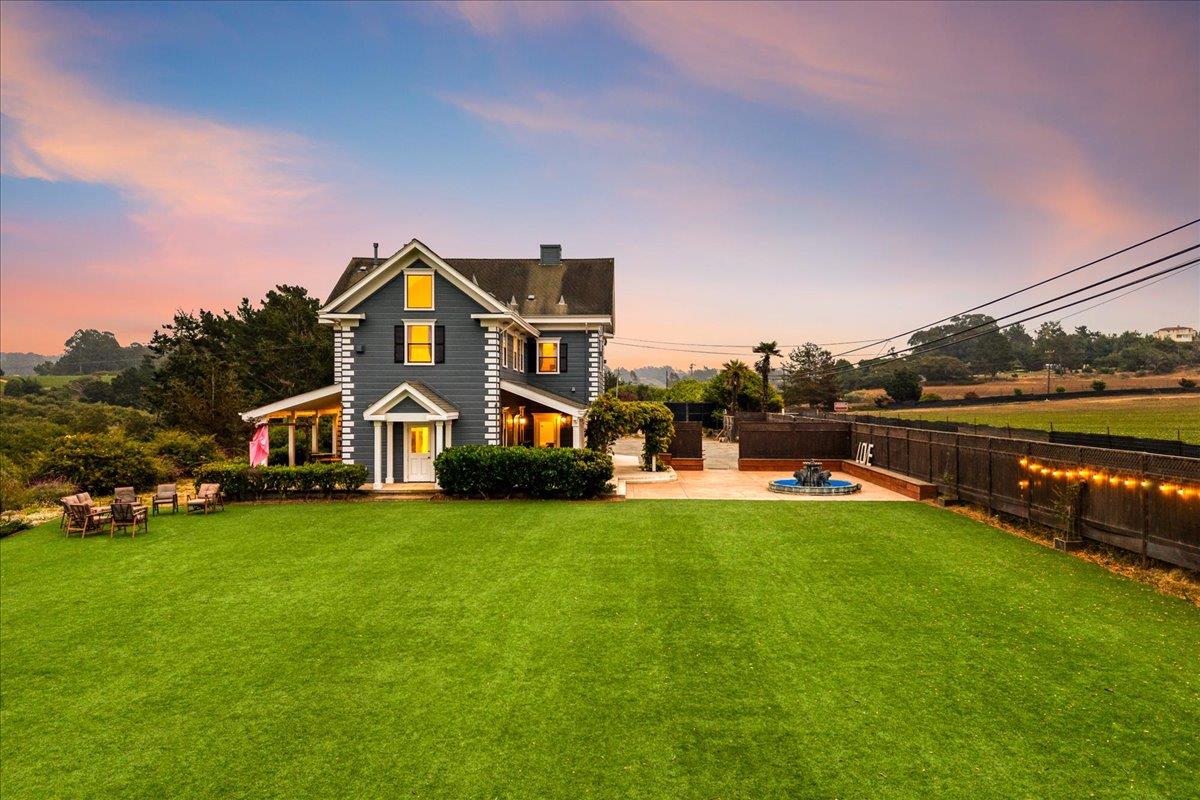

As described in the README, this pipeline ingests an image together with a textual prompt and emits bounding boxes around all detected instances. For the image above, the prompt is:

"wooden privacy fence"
[851,422,1200,570]
[739,421,850,469]
[666,421,704,469]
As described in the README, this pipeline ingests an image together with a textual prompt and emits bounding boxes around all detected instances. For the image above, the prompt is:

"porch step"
[359,482,442,500]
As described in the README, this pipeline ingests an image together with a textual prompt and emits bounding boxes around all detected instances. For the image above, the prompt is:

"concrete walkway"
[626,469,910,501]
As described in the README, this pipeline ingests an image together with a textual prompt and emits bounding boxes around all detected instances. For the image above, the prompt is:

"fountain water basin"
[768,477,861,495]
[768,459,861,495]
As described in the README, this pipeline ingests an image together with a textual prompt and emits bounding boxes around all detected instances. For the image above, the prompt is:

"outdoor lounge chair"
[65,501,109,538]
[59,493,82,529]
[109,501,148,538]
[151,484,178,515]
[186,484,224,514]
[113,486,138,505]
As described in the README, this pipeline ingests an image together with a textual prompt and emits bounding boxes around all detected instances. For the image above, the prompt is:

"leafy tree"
[705,360,781,412]
[149,285,331,447]
[78,378,116,404]
[37,329,150,375]
[752,341,781,411]
[660,377,706,403]
[781,343,841,409]
[908,355,972,384]
[110,361,157,409]
[883,367,922,403]
[908,314,1010,375]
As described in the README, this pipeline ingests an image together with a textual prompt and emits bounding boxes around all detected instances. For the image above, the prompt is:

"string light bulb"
[1078,468,1091,478]
[1019,458,1029,467]
[1140,480,1152,489]
[1093,473,1106,484]
[1180,488,1195,499]
[1108,476,1121,486]
[1123,478,1137,489]
[1160,483,1175,494]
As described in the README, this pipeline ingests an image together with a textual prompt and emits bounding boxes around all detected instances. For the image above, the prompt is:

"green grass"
[0,372,115,392]
[871,394,1200,442]
[2,501,1197,799]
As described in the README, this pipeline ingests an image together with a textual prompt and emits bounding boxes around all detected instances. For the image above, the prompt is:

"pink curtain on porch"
[249,424,270,467]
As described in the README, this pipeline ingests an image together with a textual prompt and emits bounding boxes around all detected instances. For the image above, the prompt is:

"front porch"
[240,385,344,466]
[363,381,459,489]
[498,380,587,449]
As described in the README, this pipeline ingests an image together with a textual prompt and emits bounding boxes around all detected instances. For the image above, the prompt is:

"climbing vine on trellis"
[585,394,675,471]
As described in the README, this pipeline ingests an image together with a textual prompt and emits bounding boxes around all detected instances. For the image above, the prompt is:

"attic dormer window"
[405,271,434,310]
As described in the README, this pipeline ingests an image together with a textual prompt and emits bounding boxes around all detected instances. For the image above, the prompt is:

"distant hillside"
[0,352,56,376]
[615,365,719,387]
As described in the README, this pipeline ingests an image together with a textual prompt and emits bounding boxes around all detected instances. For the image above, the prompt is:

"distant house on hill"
[1152,326,1196,343]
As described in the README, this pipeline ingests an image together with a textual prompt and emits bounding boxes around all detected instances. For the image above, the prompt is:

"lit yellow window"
[405,273,433,309]
[407,324,433,364]
[409,425,430,454]
[538,340,559,373]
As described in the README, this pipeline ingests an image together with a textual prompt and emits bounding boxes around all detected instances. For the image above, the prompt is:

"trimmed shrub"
[1180,378,1196,388]
[1013,388,1024,396]
[963,391,980,400]
[919,393,942,403]
[434,446,613,499]
[193,461,367,500]
[1055,386,1066,394]
[1091,380,1107,392]
[34,433,160,494]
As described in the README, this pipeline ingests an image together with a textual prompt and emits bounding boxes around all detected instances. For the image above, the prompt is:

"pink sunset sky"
[1,1,1197,368]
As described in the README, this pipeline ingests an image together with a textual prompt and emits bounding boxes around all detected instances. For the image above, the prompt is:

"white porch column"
[310,415,319,453]
[435,421,445,457]
[572,418,583,449]
[287,414,296,467]
[373,420,383,489]
[446,420,453,448]
[332,413,340,457]
[386,421,396,484]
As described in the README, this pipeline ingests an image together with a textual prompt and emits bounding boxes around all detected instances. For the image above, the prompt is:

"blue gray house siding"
[527,330,592,404]
[342,270,489,483]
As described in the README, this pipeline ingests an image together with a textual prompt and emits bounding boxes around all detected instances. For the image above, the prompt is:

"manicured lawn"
[2,501,1197,798]
[871,394,1200,442]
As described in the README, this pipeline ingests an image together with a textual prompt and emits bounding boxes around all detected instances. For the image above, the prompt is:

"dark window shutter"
[559,343,568,373]
[528,338,537,372]
[393,325,404,363]
[434,326,446,364]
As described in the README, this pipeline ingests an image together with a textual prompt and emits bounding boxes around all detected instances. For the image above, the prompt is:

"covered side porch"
[499,380,587,449]
[363,381,459,489]
[240,385,343,466]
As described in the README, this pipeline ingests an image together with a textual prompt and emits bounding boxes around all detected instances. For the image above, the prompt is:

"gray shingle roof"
[406,380,459,415]
[326,255,614,318]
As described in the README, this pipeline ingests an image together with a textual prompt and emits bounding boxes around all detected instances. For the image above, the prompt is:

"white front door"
[404,422,434,482]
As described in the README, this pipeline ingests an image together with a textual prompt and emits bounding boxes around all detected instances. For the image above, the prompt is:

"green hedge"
[194,461,369,500]
[434,446,613,499]
[34,432,163,494]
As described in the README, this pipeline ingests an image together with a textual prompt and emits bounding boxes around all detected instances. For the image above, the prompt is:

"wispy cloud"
[0,3,318,223]
[446,91,649,142]
[454,1,1197,240]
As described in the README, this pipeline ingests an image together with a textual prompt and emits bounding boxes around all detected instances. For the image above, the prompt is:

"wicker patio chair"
[65,502,109,538]
[110,501,148,538]
[186,483,224,514]
[151,484,178,515]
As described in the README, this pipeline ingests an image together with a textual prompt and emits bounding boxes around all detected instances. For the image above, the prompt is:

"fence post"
[954,434,961,499]
[928,435,934,482]
[986,438,993,509]
[1139,453,1149,560]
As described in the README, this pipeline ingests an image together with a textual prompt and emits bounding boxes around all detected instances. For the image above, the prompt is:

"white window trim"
[403,269,436,312]
[404,320,436,366]
[501,333,509,369]
[536,337,561,375]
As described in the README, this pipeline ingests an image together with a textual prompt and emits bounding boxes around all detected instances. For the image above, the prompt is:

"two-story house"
[241,239,613,488]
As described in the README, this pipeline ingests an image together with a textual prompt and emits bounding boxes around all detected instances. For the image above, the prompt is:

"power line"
[815,257,1199,378]
[837,244,1196,366]
[829,218,1200,359]
[1055,262,1197,324]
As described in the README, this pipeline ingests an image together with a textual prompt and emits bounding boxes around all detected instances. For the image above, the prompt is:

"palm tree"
[752,341,781,411]
[720,359,753,414]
